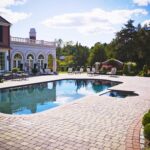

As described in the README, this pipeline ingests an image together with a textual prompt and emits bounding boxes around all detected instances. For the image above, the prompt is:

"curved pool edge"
[0,75,122,117]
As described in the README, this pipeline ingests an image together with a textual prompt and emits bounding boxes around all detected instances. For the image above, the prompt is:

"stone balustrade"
[11,36,56,47]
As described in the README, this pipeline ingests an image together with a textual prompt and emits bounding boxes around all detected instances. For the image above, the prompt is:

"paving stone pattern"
[0,75,150,150]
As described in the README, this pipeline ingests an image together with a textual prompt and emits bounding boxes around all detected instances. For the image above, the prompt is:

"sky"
[0,0,150,47]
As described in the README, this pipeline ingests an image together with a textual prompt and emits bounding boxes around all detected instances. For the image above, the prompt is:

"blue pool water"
[0,79,119,115]
[104,90,138,98]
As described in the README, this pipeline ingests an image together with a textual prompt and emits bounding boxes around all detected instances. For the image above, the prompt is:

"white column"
[5,51,9,71]
[53,58,57,72]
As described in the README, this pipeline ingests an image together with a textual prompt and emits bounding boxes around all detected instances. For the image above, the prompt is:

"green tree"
[88,42,107,65]
[115,20,137,62]
[56,41,89,70]
[74,43,89,67]
[105,39,117,59]
[135,26,150,68]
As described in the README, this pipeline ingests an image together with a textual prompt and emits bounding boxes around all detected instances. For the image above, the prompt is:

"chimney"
[29,28,36,40]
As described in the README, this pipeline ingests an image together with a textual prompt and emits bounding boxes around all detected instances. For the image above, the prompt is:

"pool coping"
[0,76,122,90]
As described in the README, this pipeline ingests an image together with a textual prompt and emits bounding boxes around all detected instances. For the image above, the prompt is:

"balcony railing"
[11,36,56,47]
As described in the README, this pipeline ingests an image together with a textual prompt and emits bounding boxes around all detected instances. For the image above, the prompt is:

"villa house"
[0,16,11,73]
[0,16,57,73]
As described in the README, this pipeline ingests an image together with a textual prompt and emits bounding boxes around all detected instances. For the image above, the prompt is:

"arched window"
[27,54,34,60]
[27,54,34,69]
[38,54,44,69]
[13,53,22,69]
[38,54,44,59]
[14,53,22,60]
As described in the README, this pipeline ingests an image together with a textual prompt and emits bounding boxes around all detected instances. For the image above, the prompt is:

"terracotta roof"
[0,16,11,25]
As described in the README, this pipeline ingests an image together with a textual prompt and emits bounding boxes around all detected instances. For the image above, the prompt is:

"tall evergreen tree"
[115,20,137,62]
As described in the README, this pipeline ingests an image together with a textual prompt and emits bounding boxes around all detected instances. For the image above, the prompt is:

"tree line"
[56,19,150,72]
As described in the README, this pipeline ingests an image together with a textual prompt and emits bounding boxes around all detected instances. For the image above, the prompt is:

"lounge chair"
[91,67,96,75]
[12,71,28,80]
[44,69,54,75]
[87,68,92,75]
[79,68,84,74]
[40,68,47,75]
[3,71,12,80]
[107,67,117,75]
[21,71,29,80]
[68,68,73,74]
[75,67,81,74]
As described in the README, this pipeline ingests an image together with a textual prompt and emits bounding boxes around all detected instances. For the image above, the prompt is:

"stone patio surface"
[0,74,150,150]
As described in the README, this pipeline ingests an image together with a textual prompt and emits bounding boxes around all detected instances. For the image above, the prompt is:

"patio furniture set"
[67,67,117,76]
[0,68,55,82]
[0,71,29,81]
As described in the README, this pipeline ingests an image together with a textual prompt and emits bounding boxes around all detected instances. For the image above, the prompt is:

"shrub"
[100,67,108,74]
[142,112,150,126]
[143,65,148,74]
[32,68,38,75]
[116,70,123,75]
[138,71,150,77]
[138,65,150,77]
[12,67,19,73]
[0,75,3,83]
[130,62,137,73]
[123,62,137,76]
[138,70,144,76]
[144,123,150,140]
[123,64,128,75]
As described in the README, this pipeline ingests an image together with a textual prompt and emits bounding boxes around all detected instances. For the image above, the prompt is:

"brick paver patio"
[0,74,150,150]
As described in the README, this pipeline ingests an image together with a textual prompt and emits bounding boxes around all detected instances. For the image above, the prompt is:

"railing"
[11,37,56,47]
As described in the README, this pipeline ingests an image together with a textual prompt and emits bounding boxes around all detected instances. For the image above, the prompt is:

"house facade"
[0,16,11,73]
[10,28,57,72]
[0,16,57,73]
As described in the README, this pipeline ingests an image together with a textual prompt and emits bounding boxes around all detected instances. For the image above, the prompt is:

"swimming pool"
[0,79,119,115]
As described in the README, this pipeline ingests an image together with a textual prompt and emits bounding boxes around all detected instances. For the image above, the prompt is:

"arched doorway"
[27,54,34,71]
[38,54,44,69]
[48,54,53,70]
[13,53,22,69]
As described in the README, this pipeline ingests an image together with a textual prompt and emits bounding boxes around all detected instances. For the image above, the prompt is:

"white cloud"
[0,0,27,8]
[0,0,31,23]
[42,8,147,35]
[133,0,150,6]
[142,20,150,26]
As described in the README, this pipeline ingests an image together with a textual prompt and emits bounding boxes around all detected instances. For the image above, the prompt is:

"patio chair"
[79,68,84,74]
[11,72,22,80]
[3,71,12,80]
[21,71,29,80]
[12,70,29,80]
[107,67,117,76]
[68,67,73,74]
[40,68,47,75]
[91,67,96,75]
[87,68,92,75]
[44,68,54,75]
[75,67,81,74]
